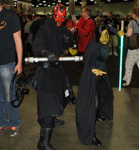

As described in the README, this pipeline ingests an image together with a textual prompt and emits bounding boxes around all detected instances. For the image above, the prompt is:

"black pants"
[38,116,55,128]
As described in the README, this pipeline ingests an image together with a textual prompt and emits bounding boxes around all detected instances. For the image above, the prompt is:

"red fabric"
[66,21,76,34]
[76,18,95,53]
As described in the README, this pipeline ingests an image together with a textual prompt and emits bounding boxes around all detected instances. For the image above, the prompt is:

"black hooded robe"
[32,18,73,120]
[76,37,114,145]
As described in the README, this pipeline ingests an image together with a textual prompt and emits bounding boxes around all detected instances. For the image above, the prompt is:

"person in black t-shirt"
[0,2,23,137]
[104,12,120,56]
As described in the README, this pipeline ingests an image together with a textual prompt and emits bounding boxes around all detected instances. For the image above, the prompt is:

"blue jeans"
[0,62,21,127]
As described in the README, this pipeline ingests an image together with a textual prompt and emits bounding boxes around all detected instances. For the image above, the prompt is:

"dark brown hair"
[133,7,139,17]
[108,12,113,15]
[26,15,32,21]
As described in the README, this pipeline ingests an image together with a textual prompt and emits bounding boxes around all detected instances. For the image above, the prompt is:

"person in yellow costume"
[76,24,124,146]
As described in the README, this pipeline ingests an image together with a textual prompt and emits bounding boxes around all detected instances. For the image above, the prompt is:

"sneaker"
[122,83,130,88]
[0,125,10,136]
[10,126,20,137]
[109,52,112,56]
[114,51,118,56]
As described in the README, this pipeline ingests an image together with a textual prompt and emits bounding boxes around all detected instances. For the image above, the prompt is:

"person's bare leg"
[109,47,112,56]
[113,47,118,56]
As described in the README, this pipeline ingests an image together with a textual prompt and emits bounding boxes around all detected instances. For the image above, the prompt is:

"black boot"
[37,128,56,150]
[92,136,102,146]
[54,117,65,126]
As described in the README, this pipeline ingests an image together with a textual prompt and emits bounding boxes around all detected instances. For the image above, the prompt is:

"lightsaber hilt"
[25,56,83,63]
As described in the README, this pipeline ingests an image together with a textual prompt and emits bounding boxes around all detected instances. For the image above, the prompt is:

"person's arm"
[107,24,118,34]
[126,28,133,37]
[117,24,119,30]
[126,20,133,37]
[77,19,95,37]
[13,30,23,75]
[32,24,59,66]
[24,22,29,33]
[89,49,100,70]
[30,21,38,34]
[32,24,47,57]
[107,24,124,36]
[89,48,107,76]
[76,18,85,28]
[73,21,76,28]
[63,26,73,49]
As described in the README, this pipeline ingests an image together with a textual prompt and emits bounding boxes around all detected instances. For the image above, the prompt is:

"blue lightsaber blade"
[119,20,124,91]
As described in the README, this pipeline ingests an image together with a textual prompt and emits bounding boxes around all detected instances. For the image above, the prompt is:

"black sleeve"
[89,48,101,70]
[11,12,22,33]
[32,24,48,57]
[107,24,119,35]
[62,26,73,49]
[30,21,38,34]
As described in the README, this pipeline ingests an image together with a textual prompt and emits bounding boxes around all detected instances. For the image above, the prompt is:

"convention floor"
[0,86,139,150]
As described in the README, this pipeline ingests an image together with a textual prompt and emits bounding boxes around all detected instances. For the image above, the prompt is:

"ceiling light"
[43,1,46,3]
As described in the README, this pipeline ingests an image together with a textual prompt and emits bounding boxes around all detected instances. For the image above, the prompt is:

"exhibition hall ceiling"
[31,0,134,7]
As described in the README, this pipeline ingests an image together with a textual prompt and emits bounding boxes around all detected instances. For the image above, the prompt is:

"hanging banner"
[3,0,14,10]
[17,1,32,15]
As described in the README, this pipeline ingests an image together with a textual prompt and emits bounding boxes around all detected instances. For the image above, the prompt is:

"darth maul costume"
[32,4,74,150]
[76,24,119,146]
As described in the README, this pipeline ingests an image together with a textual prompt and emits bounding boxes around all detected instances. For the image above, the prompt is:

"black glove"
[48,53,59,65]
[63,33,73,49]
[41,50,59,65]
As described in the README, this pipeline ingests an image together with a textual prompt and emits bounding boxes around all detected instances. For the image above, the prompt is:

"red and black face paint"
[53,4,66,27]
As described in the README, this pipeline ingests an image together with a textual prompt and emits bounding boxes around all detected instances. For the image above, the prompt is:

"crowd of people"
[17,8,133,59]
[0,1,139,150]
